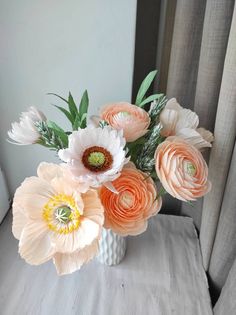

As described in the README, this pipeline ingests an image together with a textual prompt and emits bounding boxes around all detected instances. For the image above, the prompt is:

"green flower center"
[88,152,105,167]
[55,206,72,224]
[82,146,113,172]
[120,111,131,117]
[185,162,196,176]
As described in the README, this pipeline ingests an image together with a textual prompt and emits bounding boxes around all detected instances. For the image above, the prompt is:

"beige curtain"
[157,0,236,305]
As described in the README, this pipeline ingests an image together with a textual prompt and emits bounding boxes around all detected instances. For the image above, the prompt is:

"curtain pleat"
[164,0,207,222]
[152,0,236,296]
[193,0,234,131]
[181,0,235,229]
[208,141,236,291]
[200,3,236,271]
[166,0,206,109]
[214,257,236,314]
[156,0,177,93]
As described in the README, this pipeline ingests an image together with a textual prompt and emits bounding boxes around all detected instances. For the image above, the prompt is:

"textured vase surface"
[97,228,127,266]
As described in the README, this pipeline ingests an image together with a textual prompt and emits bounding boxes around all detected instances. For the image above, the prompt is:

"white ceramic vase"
[97,228,127,266]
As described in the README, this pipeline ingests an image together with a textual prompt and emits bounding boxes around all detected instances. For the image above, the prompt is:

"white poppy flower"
[58,125,129,188]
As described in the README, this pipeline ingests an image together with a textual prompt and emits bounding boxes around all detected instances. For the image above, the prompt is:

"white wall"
[0,0,137,196]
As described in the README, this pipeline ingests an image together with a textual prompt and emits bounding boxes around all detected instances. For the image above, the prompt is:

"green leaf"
[135,70,157,106]
[80,113,87,129]
[79,90,89,116]
[47,120,65,133]
[47,93,68,104]
[72,114,81,130]
[53,105,74,124]
[68,92,78,118]
[139,93,164,107]
[47,121,68,147]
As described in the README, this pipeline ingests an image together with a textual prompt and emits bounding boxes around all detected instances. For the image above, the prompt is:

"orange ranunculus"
[100,102,150,142]
[155,137,211,201]
[100,163,162,236]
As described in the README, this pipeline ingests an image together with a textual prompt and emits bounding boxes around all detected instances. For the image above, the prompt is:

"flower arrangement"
[8,70,213,275]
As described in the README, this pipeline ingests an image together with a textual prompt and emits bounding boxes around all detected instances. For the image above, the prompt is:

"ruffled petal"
[160,108,178,136]
[197,128,214,144]
[51,218,101,253]
[12,203,27,240]
[176,128,212,150]
[175,108,199,131]
[19,220,54,265]
[37,162,63,183]
[165,98,182,111]
[53,240,99,275]
[82,190,104,225]
[14,177,54,219]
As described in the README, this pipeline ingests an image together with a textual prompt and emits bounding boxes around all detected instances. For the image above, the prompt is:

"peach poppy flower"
[100,102,150,142]
[155,137,211,202]
[100,163,162,236]
[160,98,213,150]
[12,162,104,275]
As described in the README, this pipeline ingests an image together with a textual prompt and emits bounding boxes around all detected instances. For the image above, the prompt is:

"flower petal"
[12,203,27,240]
[37,162,63,183]
[14,177,54,219]
[197,128,214,144]
[160,108,178,136]
[176,128,212,150]
[52,218,101,253]
[175,108,199,131]
[19,220,54,265]
[53,240,99,275]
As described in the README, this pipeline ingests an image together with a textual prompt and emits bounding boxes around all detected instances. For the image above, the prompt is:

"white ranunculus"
[160,98,213,150]
[8,106,46,145]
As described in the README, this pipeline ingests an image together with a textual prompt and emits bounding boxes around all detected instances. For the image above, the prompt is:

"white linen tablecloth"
[0,213,213,315]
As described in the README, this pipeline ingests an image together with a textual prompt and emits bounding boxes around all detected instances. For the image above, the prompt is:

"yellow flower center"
[42,194,80,234]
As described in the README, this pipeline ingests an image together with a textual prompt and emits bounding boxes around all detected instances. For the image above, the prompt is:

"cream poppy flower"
[100,102,150,142]
[12,162,104,275]
[155,137,211,202]
[58,125,129,188]
[100,163,162,236]
[160,98,213,150]
[8,106,46,145]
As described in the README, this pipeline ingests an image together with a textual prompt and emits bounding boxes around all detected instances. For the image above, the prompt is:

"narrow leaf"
[68,92,78,118]
[47,120,65,133]
[139,94,164,107]
[80,113,87,129]
[47,93,68,104]
[53,105,73,124]
[135,70,157,106]
[73,114,81,130]
[47,121,68,147]
[79,90,89,116]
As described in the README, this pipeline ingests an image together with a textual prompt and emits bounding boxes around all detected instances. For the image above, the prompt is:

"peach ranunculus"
[100,163,162,236]
[12,162,104,275]
[159,98,214,150]
[100,102,150,142]
[155,137,211,202]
